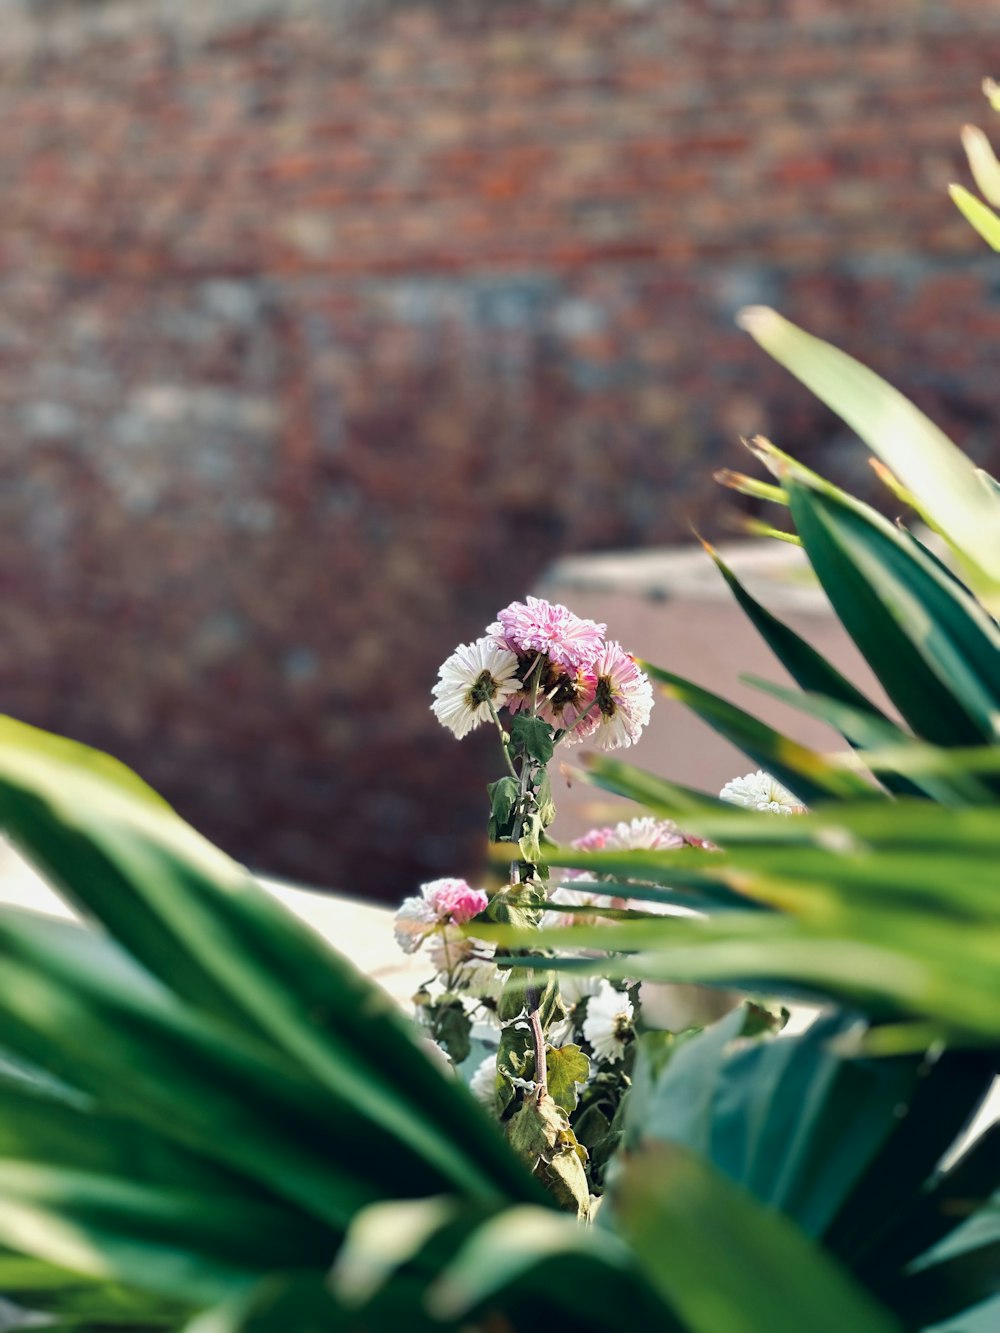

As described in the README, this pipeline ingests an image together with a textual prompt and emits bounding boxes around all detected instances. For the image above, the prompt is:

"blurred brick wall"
[0,0,999,897]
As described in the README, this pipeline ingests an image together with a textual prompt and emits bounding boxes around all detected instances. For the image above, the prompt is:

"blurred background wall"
[0,0,999,898]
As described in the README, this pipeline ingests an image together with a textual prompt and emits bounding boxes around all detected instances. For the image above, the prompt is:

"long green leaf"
[609,1142,901,1333]
[425,1204,676,1330]
[961,124,1000,207]
[951,182,1000,250]
[579,753,735,816]
[706,547,933,799]
[0,1069,266,1199]
[625,1013,934,1240]
[740,677,992,805]
[863,1125,1000,1277]
[737,306,1000,584]
[0,906,411,1228]
[707,547,889,722]
[639,662,884,805]
[492,908,1000,1043]
[786,480,1000,746]
[0,718,535,1205]
[0,1163,332,1308]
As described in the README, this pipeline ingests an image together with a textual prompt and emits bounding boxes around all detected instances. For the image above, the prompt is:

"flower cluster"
[431,595,653,751]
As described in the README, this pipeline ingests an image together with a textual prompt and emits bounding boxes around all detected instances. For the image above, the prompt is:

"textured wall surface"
[0,0,999,896]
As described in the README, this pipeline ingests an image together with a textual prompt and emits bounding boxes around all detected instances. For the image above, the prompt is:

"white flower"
[605,816,685,852]
[582,981,634,1062]
[541,882,606,930]
[431,637,522,739]
[719,770,803,814]
[427,926,497,985]
[559,971,601,1008]
[469,1053,498,1109]
[393,894,437,953]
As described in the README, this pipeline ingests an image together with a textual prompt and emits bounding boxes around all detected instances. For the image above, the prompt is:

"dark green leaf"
[640,661,885,805]
[510,715,555,765]
[786,480,1000,747]
[610,1141,901,1333]
[0,719,536,1206]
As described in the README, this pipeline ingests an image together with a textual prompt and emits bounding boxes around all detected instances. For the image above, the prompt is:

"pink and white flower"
[393,877,489,955]
[431,637,522,739]
[572,641,653,750]
[490,596,606,671]
[425,877,490,924]
[604,816,686,852]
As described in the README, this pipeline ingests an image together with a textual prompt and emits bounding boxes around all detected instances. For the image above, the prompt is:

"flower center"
[547,666,583,707]
[613,1011,632,1039]
[595,675,617,718]
[467,669,498,707]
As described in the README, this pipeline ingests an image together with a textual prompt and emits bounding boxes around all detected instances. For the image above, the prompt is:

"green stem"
[487,699,519,780]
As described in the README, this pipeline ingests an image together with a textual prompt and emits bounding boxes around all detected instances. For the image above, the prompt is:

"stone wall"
[0,0,999,897]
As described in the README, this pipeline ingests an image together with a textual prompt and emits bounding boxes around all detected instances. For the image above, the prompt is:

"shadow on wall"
[0,0,999,897]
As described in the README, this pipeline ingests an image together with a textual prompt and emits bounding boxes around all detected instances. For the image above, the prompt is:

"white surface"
[0,838,426,1007]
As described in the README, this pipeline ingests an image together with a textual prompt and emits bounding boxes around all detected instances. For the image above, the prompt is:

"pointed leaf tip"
[735,304,776,335]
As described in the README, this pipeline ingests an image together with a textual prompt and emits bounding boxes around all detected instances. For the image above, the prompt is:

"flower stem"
[526,983,548,1095]
[487,699,520,780]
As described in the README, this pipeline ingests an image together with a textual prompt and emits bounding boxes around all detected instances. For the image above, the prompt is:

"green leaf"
[487,776,520,840]
[741,677,992,806]
[183,1274,396,1333]
[639,661,884,805]
[879,1236,1000,1330]
[786,480,1000,747]
[610,1142,901,1333]
[624,1011,989,1255]
[736,306,1000,585]
[0,723,535,1206]
[708,548,885,723]
[950,182,1000,251]
[824,1051,996,1269]
[578,753,734,817]
[706,547,933,800]
[0,1251,182,1327]
[713,468,788,505]
[0,1066,262,1199]
[865,1124,1000,1277]
[546,1044,590,1115]
[510,714,555,765]
[492,899,1000,1044]
[426,1204,677,1329]
[0,1162,332,1308]
[0,907,414,1229]
[330,1196,460,1310]
[432,1001,472,1066]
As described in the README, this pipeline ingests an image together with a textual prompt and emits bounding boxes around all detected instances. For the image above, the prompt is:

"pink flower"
[424,877,489,924]
[571,826,613,853]
[393,878,489,955]
[573,641,653,750]
[490,596,606,671]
